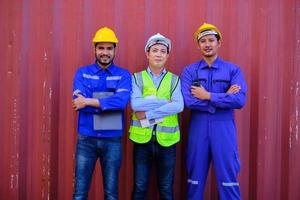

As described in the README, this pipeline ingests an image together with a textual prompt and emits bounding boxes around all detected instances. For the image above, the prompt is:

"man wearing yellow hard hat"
[129,33,184,199]
[181,23,247,200]
[72,27,131,200]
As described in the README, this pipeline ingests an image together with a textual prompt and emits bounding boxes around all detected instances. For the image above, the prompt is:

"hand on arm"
[210,67,247,109]
[226,84,241,94]
[181,67,215,112]
[191,85,211,100]
[135,111,146,120]
[72,94,100,111]
[145,80,184,119]
[131,75,168,111]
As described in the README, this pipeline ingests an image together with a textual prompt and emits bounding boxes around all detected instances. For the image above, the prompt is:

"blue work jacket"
[73,62,131,137]
[181,57,247,120]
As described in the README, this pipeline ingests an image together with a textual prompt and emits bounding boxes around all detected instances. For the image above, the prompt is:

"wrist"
[85,98,91,106]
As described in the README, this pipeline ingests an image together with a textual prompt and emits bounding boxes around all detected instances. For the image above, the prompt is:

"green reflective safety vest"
[129,70,180,147]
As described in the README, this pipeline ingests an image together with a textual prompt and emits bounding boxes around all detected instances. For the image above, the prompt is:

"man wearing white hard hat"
[129,33,184,200]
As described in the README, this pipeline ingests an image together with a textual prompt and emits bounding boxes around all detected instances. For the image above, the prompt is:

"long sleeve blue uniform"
[181,57,247,200]
[73,62,131,137]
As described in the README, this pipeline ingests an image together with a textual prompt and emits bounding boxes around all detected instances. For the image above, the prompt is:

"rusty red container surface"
[0,0,299,199]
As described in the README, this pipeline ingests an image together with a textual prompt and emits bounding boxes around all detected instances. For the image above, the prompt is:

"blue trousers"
[73,135,122,200]
[187,118,241,200]
[132,141,176,200]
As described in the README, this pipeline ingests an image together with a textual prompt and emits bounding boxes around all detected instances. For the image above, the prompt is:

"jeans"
[132,140,176,200]
[73,134,122,200]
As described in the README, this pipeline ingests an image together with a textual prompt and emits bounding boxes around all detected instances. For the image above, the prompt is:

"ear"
[165,53,170,59]
[145,51,150,59]
[197,42,201,49]
[217,40,221,48]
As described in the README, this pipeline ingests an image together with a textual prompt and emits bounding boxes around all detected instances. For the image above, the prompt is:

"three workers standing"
[72,23,247,200]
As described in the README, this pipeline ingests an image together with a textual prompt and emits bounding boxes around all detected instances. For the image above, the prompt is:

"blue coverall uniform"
[181,57,247,200]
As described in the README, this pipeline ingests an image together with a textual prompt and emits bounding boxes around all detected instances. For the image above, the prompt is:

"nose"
[204,41,210,47]
[102,49,109,54]
[156,51,165,57]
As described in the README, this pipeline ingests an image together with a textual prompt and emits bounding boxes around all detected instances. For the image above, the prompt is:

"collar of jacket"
[199,57,222,69]
[91,62,117,74]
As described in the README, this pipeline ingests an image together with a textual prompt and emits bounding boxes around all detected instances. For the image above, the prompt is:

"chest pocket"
[106,76,121,90]
[83,79,101,92]
[192,78,207,87]
[213,79,230,92]
[106,80,118,89]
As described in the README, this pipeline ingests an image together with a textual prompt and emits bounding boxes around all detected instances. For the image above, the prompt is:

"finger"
[231,85,240,90]
[229,88,240,94]
[75,93,83,97]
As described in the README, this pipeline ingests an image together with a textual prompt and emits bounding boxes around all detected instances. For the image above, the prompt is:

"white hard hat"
[145,33,171,52]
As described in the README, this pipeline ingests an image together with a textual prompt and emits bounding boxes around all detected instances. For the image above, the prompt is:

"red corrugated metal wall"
[0,0,299,199]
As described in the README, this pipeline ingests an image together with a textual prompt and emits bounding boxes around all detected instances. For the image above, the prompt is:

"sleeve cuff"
[145,111,154,120]
[210,92,221,106]
[98,98,107,111]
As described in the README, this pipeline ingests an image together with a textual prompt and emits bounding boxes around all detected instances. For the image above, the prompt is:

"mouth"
[100,55,110,59]
[203,49,213,53]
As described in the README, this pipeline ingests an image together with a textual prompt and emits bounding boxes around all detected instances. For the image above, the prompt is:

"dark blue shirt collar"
[199,57,222,69]
[91,62,117,74]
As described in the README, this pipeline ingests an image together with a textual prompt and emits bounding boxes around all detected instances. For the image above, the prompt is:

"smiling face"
[146,44,169,70]
[94,42,116,68]
[197,34,220,59]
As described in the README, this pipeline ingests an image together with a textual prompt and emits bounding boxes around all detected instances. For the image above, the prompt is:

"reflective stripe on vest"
[129,70,180,147]
[131,120,180,133]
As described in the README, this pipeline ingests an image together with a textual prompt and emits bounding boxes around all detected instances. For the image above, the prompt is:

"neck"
[203,55,218,67]
[149,65,164,76]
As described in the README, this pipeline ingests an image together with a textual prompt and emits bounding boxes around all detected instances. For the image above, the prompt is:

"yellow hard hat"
[92,27,119,44]
[194,23,222,41]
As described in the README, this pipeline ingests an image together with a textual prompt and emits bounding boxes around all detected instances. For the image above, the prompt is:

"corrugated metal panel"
[0,0,299,199]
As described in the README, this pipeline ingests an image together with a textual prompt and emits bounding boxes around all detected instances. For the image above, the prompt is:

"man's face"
[95,42,115,67]
[146,44,169,69]
[197,34,220,58]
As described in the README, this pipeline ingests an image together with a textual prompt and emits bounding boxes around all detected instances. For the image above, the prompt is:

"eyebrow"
[152,47,167,51]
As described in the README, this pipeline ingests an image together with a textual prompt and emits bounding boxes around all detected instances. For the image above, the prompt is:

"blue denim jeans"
[132,140,176,200]
[73,135,122,200]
